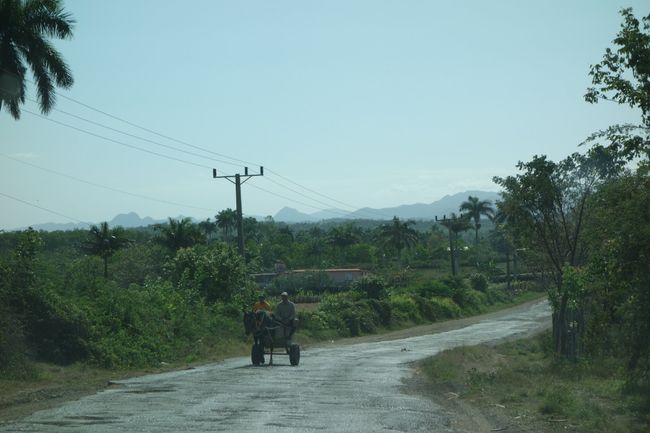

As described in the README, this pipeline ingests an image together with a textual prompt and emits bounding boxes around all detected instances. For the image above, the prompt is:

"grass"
[418,332,649,432]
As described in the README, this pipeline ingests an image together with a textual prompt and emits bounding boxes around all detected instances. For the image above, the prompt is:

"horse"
[243,310,278,365]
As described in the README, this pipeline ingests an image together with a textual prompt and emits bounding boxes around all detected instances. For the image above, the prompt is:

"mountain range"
[21,190,500,231]
[273,190,500,223]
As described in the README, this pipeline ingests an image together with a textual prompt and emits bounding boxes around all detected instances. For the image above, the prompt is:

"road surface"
[1,300,550,433]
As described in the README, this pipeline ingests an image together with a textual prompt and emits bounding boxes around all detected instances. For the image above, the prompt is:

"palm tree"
[81,222,130,278]
[0,0,75,119]
[378,216,419,265]
[154,217,201,251]
[439,213,472,276]
[327,223,360,264]
[216,208,237,243]
[459,196,495,244]
[198,218,217,244]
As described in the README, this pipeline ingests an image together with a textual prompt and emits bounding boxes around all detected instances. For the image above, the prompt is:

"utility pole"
[213,167,263,257]
[435,214,459,276]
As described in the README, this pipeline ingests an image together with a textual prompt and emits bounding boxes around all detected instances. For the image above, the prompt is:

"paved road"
[1,301,550,433]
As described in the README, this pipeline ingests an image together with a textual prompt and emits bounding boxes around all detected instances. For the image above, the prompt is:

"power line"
[5,70,397,218]
[0,191,85,224]
[0,153,215,212]
[23,109,214,170]
[26,97,243,170]
[19,108,370,217]
[39,88,385,215]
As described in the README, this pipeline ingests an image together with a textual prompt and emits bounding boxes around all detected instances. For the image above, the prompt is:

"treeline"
[0,208,530,375]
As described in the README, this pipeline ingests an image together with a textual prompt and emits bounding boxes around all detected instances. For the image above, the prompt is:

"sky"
[1,0,647,230]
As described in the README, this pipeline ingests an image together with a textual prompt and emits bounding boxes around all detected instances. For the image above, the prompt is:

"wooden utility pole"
[213,167,263,257]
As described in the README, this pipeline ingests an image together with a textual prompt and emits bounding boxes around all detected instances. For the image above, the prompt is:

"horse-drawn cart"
[244,310,300,366]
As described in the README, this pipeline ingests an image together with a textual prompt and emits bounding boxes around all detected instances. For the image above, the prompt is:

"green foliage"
[429,296,462,319]
[585,8,650,161]
[389,293,421,323]
[0,0,75,119]
[166,243,247,303]
[350,274,386,300]
[110,243,167,288]
[154,217,203,252]
[81,222,131,278]
[583,169,650,379]
[459,196,494,244]
[469,273,488,292]
[0,308,31,378]
[416,279,454,298]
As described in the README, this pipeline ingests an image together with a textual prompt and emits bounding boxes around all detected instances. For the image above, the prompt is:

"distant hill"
[25,212,166,232]
[16,191,502,231]
[274,190,501,222]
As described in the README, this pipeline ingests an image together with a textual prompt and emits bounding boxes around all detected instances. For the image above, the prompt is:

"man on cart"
[274,291,297,338]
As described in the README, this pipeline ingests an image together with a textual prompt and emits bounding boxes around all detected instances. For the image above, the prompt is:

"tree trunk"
[506,251,511,292]
[448,228,455,276]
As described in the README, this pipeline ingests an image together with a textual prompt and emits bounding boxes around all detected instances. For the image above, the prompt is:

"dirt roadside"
[0,297,547,425]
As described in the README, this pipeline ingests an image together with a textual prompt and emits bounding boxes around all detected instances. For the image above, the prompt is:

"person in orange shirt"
[252,294,272,312]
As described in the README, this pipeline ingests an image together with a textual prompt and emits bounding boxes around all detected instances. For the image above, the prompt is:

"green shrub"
[389,294,422,323]
[351,275,387,300]
[469,273,489,292]
[429,297,462,319]
[166,244,247,303]
[0,308,32,378]
[416,279,454,298]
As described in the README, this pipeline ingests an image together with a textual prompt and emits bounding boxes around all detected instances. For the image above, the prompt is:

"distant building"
[250,268,365,289]
[291,268,365,285]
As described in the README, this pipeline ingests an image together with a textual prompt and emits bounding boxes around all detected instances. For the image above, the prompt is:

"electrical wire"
[0,153,215,212]
[23,109,213,170]
[0,191,85,224]
[4,68,397,219]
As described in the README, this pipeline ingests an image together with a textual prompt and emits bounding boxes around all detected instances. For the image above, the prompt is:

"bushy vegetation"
[0,216,533,376]
[419,332,649,432]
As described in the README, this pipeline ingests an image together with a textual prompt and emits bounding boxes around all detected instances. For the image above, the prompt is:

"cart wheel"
[251,343,263,366]
[289,343,300,366]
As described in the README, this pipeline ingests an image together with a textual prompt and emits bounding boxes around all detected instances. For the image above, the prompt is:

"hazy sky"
[1,0,647,230]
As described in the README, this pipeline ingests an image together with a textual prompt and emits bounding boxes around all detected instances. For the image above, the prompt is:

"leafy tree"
[0,0,75,119]
[326,223,361,264]
[215,208,237,243]
[166,243,247,303]
[81,222,130,278]
[459,196,494,244]
[583,168,650,375]
[493,153,605,357]
[584,7,650,161]
[154,217,201,252]
[377,217,419,265]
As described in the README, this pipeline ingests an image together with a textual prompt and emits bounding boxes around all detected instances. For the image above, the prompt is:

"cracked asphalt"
[0,300,550,433]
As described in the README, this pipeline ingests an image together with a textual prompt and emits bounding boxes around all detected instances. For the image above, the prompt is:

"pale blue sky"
[1,0,646,230]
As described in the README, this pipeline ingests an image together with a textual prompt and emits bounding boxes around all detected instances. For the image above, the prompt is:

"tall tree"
[0,0,75,119]
[215,208,237,243]
[584,7,650,161]
[81,222,130,278]
[377,216,419,265]
[197,218,216,244]
[326,223,360,264]
[439,213,472,276]
[493,153,604,357]
[459,196,494,244]
[154,217,201,252]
